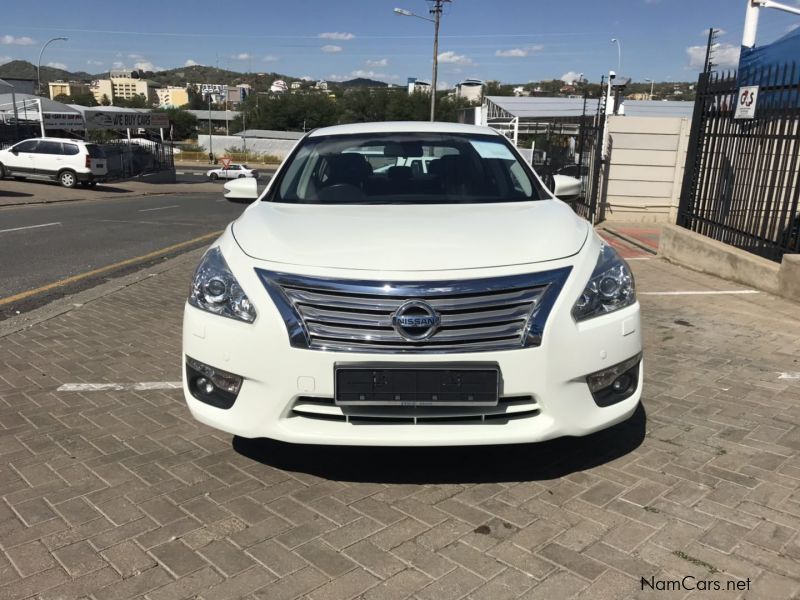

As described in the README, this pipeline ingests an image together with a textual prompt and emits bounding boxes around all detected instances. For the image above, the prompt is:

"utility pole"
[208,94,213,163]
[429,0,445,122]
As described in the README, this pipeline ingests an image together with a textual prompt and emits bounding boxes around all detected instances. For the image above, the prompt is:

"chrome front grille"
[291,395,541,424]
[256,267,571,353]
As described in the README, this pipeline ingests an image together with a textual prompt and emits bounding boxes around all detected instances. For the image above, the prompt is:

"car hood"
[232,200,588,272]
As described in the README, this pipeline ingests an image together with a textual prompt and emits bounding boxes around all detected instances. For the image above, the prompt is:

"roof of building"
[238,129,305,140]
[187,109,241,121]
[0,93,80,114]
[484,95,695,119]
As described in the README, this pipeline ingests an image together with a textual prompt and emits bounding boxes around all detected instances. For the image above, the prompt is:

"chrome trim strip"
[255,267,572,353]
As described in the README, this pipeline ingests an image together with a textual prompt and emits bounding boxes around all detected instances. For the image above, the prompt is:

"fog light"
[186,357,243,409]
[586,353,641,407]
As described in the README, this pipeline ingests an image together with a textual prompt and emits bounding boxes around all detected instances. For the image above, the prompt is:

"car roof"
[19,137,86,144]
[308,121,501,138]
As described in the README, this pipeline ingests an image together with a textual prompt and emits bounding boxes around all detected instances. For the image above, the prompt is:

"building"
[315,80,328,91]
[270,80,288,94]
[407,77,431,95]
[156,86,190,107]
[91,70,160,105]
[193,83,228,104]
[1,78,35,94]
[456,78,483,103]
[48,81,91,100]
[290,81,302,90]
[226,84,251,106]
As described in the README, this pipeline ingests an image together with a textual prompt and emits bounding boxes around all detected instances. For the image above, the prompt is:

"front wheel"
[59,171,77,188]
[210,173,219,181]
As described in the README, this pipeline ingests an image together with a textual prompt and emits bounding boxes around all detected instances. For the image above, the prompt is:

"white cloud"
[184,59,199,67]
[321,45,343,53]
[134,61,161,72]
[686,43,739,69]
[112,61,124,68]
[438,51,472,65]
[560,71,584,84]
[263,55,278,62]
[319,32,354,40]
[437,80,450,90]
[495,45,543,58]
[128,53,144,60]
[1,35,35,45]
[87,59,104,66]
[46,62,68,70]
[0,56,11,65]
[300,75,312,81]
[366,58,388,67]
[232,52,252,60]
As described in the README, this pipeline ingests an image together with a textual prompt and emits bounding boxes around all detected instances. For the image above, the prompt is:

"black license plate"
[334,364,500,406]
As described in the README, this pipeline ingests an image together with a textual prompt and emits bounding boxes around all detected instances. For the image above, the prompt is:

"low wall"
[196,135,298,160]
[603,116,690,223]
[659,224,799,301]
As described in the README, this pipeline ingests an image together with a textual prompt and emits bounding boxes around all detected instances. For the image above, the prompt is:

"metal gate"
[678,63,800,261]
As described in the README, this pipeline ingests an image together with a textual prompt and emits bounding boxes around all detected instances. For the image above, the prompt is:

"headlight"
[572,243,635,321]
[188,247,256,323]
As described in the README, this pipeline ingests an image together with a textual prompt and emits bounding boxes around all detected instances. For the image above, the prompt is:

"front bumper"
[181,234,643,446]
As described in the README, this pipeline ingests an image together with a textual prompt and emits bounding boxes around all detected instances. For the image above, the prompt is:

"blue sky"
[1,0,798,85]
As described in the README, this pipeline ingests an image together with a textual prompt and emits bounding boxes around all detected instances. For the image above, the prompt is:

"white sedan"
[183,122,641,446]
[206,164,258,180]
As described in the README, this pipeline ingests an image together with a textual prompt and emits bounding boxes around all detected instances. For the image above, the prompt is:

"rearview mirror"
[224,177,258,202]
[552,174,582,199]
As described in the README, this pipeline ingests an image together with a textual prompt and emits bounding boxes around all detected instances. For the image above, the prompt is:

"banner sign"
[84,110,170,130]
[734,86,759,120]
[42,112,85,130]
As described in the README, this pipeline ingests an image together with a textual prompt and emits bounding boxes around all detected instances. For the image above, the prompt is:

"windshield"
[271,132,544,204]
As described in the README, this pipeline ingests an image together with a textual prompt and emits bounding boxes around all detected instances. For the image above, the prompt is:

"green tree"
[53,92,98,107]
[100,94,111,106]
[187,86,206,110]
[114,94,149,108]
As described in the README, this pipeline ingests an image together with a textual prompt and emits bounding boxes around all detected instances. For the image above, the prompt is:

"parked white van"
[0,137,108,188]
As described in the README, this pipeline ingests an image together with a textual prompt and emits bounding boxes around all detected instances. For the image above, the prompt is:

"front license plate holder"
[334,363,500,406]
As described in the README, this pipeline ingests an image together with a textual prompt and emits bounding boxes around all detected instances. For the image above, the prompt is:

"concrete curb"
[0,248,204,338]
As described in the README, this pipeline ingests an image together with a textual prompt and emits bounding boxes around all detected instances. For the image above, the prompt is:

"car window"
[38,141,63,155]
[273,132,545,205]
[85,144,105,158]
[13,140,39,153]
[62,143,80,155]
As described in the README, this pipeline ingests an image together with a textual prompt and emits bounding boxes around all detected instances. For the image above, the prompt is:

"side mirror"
[552,174,582,199]
[11,150,18,155]
[223,177,258,202]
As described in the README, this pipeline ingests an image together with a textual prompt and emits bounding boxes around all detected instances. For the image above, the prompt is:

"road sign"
[734,85,759,119]
[221,157,232,169]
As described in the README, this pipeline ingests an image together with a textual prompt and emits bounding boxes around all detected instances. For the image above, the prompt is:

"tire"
[59,170,77,188]
[210,173,219,181]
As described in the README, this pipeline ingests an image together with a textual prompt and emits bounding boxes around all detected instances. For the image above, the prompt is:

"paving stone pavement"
[0,252,799,600]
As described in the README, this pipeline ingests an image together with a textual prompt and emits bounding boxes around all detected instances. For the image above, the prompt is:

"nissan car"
[182,122,642,446]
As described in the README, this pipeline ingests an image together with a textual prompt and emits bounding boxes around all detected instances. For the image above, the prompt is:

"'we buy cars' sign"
[83,110,170,130]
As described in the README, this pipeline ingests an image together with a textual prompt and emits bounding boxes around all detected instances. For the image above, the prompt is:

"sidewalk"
[0,248,798,599]
[599,221,662,254]
[0,179,220,208]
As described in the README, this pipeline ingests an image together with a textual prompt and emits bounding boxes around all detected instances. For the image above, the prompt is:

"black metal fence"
[678,63,800,261]
[100,138,174,180]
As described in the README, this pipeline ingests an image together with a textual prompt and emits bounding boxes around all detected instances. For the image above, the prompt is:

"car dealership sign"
[42,112,85,130]
[83,110,170,130]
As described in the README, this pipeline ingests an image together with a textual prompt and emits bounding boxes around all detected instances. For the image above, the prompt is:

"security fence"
[678,63,800,261]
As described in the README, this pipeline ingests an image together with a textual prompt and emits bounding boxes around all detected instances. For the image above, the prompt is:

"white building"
[456,78,483,102]
[407,77,431,95]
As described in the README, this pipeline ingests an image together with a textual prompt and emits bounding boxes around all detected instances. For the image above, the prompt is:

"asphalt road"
[0,192,248,318]
[174,165,276,184]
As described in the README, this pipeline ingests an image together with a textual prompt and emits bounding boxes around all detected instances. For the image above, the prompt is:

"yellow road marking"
[0,231,221,307]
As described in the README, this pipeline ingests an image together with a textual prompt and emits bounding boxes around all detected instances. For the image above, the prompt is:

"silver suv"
[0,137,108,188]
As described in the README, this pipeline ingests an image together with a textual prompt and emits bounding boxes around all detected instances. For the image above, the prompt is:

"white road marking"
[138,205,180,212]
[58,382,181,392]
[640,290,760,296]
[778,372,800,380]
[0,222,61,234]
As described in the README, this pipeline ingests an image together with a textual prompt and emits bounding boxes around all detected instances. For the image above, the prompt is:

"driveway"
[0,252,798,599]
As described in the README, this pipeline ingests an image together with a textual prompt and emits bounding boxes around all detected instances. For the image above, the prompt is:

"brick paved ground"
[1,252,799,599]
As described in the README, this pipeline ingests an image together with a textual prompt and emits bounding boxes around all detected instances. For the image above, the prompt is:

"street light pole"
[610,38,622,74]
[645,78,655,100]
[394,1,449,122]
[37,37,68,96]
[208,94,213,163]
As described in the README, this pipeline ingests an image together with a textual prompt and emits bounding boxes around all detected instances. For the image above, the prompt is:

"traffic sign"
[221,157,232,169]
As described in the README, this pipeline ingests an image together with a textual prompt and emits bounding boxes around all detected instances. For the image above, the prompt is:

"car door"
[35,140,64,179]
[5,140,40,176]
[227,165,240,179]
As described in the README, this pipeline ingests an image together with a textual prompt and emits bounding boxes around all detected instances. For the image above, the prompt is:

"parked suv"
[183,122,642,446]
[0,137,108,188]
